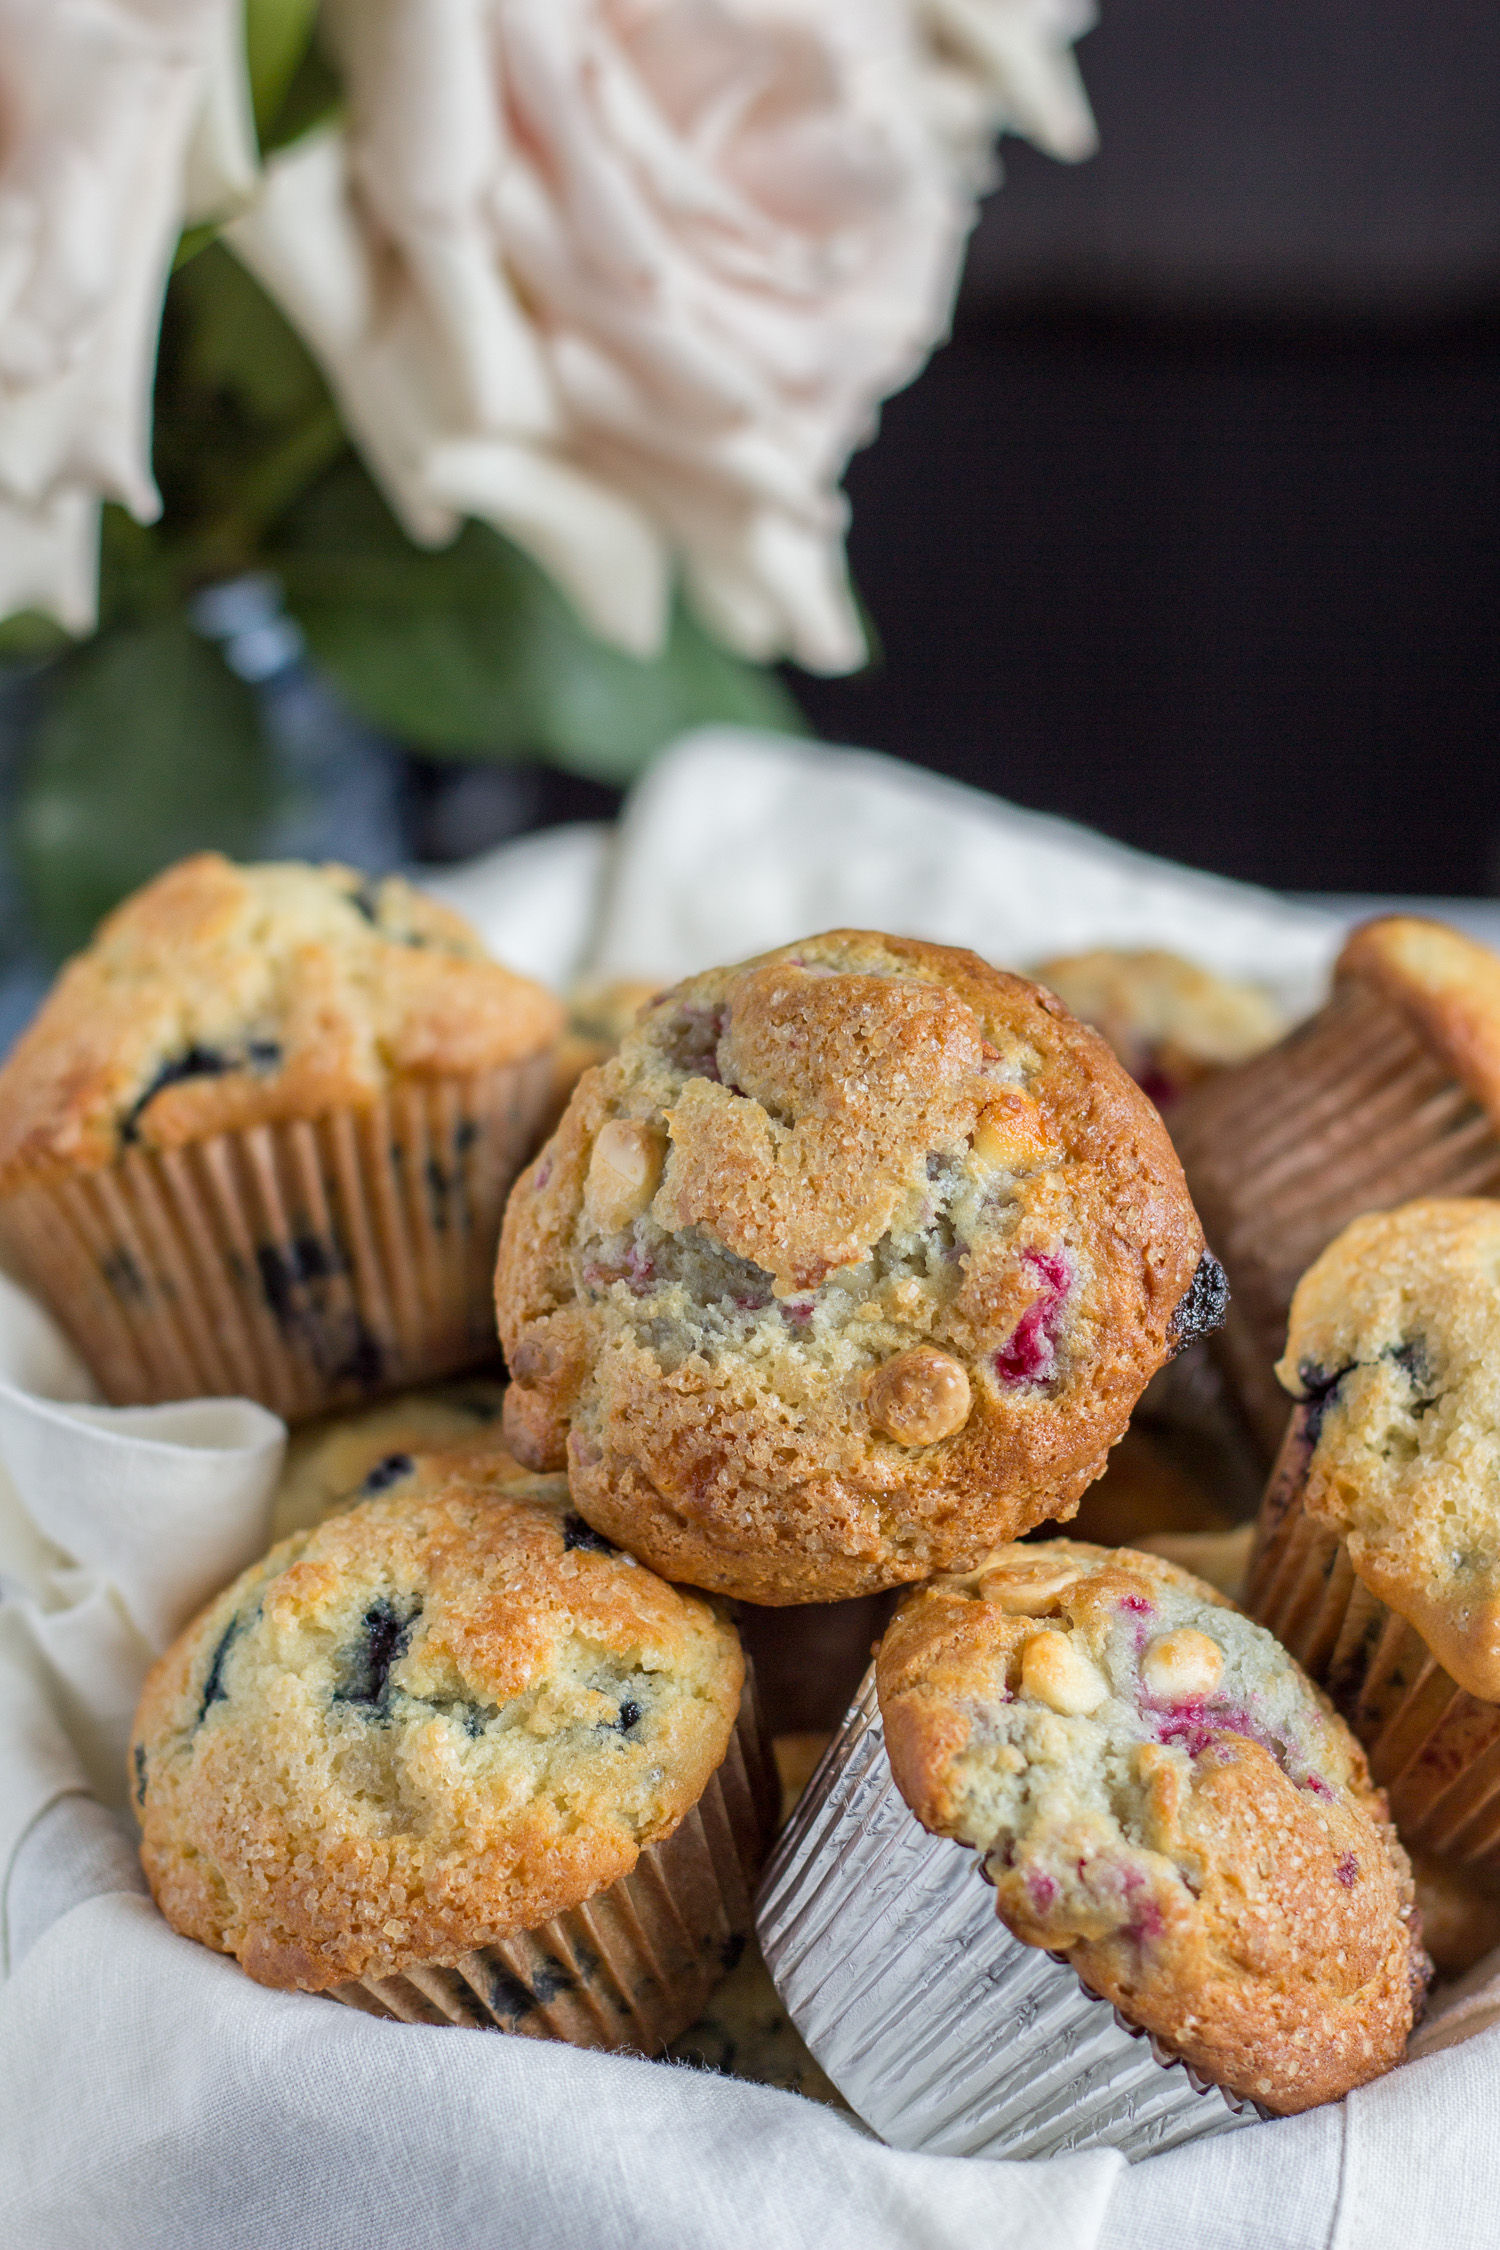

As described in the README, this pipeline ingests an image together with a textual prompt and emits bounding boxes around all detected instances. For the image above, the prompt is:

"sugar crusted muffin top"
[1277,1197,1500,1702]
[0,853,564,1187]
[132,1479,742,1991]
[1032,949,1285,1102]
[497,930,1216,1604]
[877,1540,1425,2113]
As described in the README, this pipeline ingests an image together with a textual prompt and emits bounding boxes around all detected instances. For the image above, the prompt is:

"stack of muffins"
[4,862,1468,2145]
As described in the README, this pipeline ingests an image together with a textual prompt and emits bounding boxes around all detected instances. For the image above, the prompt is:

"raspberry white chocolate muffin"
[1033,949,1285,1106]
[132,1478,748,2006]
[0,855,563,1419]
[496,930,1218,1604]
[877,1541,1426,2114]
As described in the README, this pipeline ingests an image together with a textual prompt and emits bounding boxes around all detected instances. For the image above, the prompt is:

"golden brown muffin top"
[497,929,1215,1605]
[1033,949,1285,1100]
[131,1477,743,1992]
[1337,917,1500,1120]
[878,1541,1425,2114]
[1277,1197,1500,1702]
[0,853,564,1188]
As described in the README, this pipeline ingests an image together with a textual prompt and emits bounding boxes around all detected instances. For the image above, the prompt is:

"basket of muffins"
[21,860,1500,2153]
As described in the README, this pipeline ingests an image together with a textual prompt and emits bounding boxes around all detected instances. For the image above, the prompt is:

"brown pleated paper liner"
[1171,978,1500,1457]
[1247,1410,1500,1881]
[0,1057,555,1423]
[328,1671,781,2052]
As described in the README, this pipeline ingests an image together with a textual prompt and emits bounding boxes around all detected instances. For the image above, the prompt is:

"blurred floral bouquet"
[0,0,1093,953]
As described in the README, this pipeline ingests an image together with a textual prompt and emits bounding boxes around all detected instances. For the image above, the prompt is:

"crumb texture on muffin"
[496,930,1211,1603]
[877,1540,1425,2113]
[1032,949,1284,1101]
[0,854,564,1186]
[1277,1197,1500,1701]
[132,1481,742,1991]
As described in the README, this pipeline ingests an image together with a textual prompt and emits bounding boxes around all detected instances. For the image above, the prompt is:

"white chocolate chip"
[866,1346,972,1445]
[1020,1631,1109,1716]
[981,1563,1082,1614]
[584,1119,666,1233]
[1141,1627,1224,1702]
[969,1092,1052,1172]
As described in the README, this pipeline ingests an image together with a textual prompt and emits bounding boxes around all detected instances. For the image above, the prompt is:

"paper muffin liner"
[1247,1409,1500,1881]
[755,1670,1264,2163]
[1171,978,1500,1455]
[0,1056,555,1422]
[328,1670,781,2052]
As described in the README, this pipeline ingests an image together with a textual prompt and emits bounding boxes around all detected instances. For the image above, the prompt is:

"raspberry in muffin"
[878,1540,1426,2113]
[0,854,563,1419]
[132,1473,771,2045]
[496,930,1219,1603]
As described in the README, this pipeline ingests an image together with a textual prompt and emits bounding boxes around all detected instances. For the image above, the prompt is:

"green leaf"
[258,26,341,155]
[275,463,804,781]
[246,0,322,139]
[0,610,72,660]
[175,241,326,427]
[15,623,278,958]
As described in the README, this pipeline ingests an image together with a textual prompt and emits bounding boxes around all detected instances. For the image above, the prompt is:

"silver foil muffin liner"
[756,1670,1265,2163]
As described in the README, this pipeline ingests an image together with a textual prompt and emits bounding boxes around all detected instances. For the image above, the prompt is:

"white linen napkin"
[579,728,1340,1013]
[3,729,1498,2249]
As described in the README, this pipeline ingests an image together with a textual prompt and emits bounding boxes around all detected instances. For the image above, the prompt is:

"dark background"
[792,0,1500,897]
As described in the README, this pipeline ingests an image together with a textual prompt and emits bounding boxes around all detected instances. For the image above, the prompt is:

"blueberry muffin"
[878,1540,1425,2113]
[1033,949,1285,1107]
[1248,1198,1500,1881]
[496,929,1219,1604]
[0,854,564,1420]
[1172,916,1500,1454]
[132,1473,774,2047]
[270,1378,522,1540]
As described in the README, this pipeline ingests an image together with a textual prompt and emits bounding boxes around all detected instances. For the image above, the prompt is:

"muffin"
[496,929,1219,1604]
[1247,1198,1500,1884]
[549,979,665,1124]
[1171,916,1500,1454]
[1408,1855,1500,1979]
[0,855,564,1421]
[132,1472,777,2047]
[1033,949,1285,1107]
[873,1541,1423,2114]
[270,1377,519,1540]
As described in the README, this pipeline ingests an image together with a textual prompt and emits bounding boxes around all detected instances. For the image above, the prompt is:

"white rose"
[231,0,985,674]
[915,0,1097,177]
[0,0,255,631]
